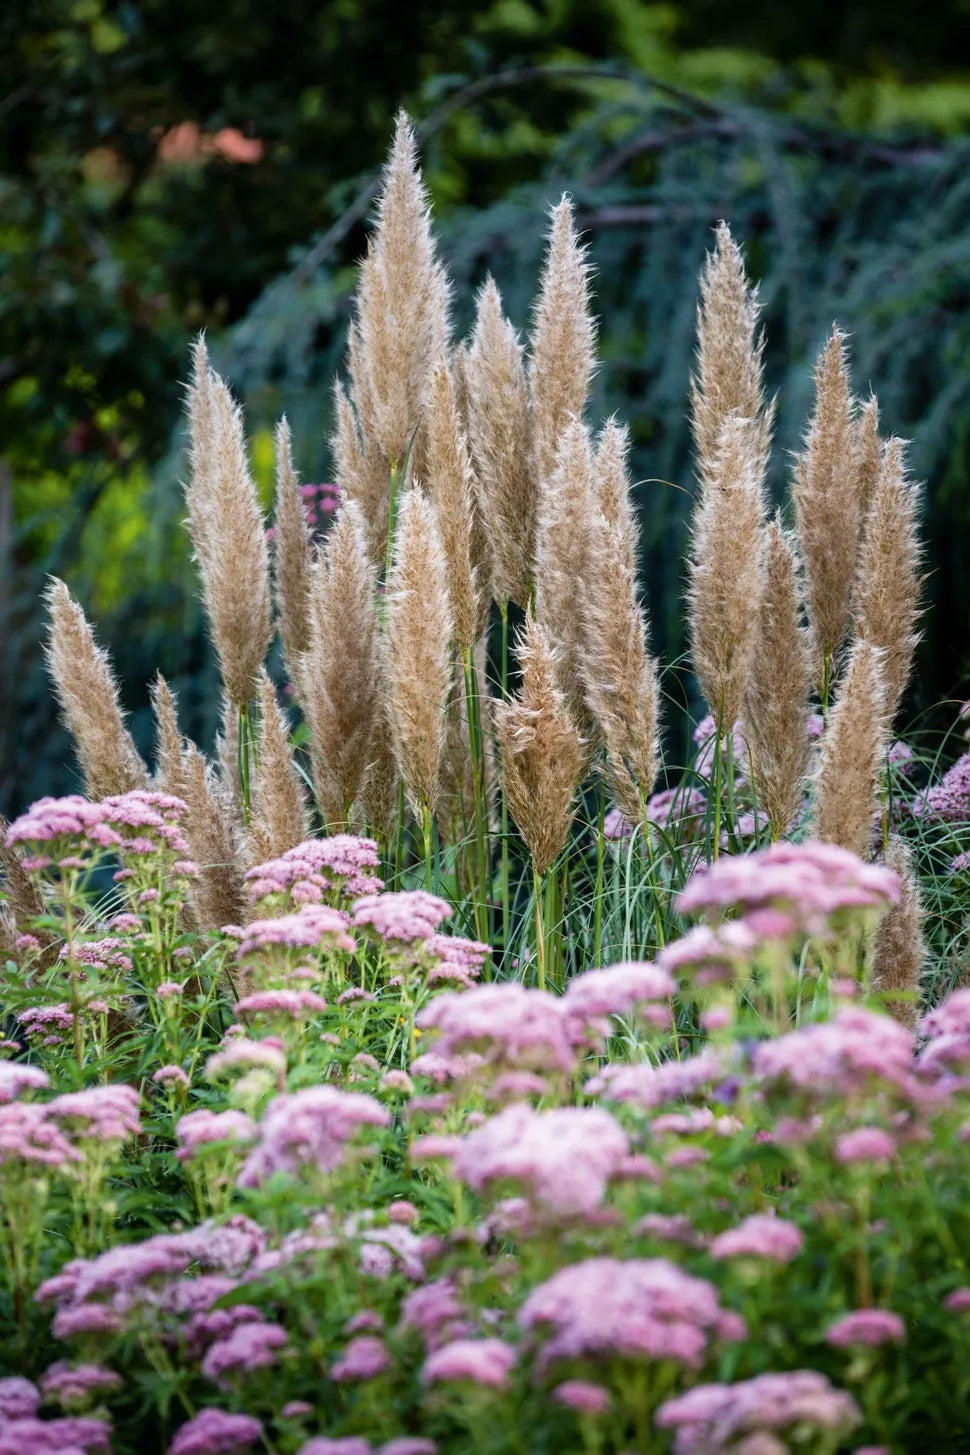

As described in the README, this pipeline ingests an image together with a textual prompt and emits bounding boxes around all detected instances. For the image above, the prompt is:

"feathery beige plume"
[686,414,766,729]
[495,611,584,875]
[150,675,184,795]
[465,277,534,606]
[853,437,923,726]
[359,705,400,839]
[741,515,811,838]
[185,339,272,707]
[852,394,882,525]
[871,835,925,1028]
[45,578,149,800]
[424,360,480,651]
[451,341,494,638]
[385,488,453,816]
[342,110,449,569]
[301,500,380,828]
[792,326,858,678]
[811,640,887,857]
[534,417,596,730]
[529,198,597,490]
[582,425,661,818]
[690,222,770,481]
[331,378,392,567]
[248,669,309,861]
[1,812,46,937]
[179,743,245,931]
[272,418,313,677]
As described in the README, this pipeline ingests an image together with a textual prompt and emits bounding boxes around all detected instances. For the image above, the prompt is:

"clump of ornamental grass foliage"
[4,111,970,1455]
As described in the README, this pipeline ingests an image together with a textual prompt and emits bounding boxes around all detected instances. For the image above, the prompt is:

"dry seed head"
[301,499,381,828]
[811,640,888,857]
[451,340,494,638]
[594,417,638,579]
[330,377,392,567]
[272,417,313,675]
[534,417,596,732]
[424,360,480,651]
[529,197,597,489]
[249,669,309,861]
[465,277,535,606]
[348,111,450,470]
[1,812,46,936]
[179,743,246,931]
[690,222,770,486]
[150,675,184,796]
[792,325,858,674]
[871,834,925,1029]
[686,414,766,728]
[359,703,400,839]
[385,488,453,815]
[741,515,812,838]
[45,578,149,800]
[582,432,661,818]
[853,394,882,525]
[184,347,272,707]
[853,436,923,726]
[495,611,584,875]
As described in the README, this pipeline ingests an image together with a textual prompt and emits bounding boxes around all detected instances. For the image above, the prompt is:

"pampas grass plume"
[465,276,534,607]
[811,639,888,857]
[272,417,313,675]
[534,417,596,730]
[792,325,858,677]
[301,500,380,827]
[150,675,184,796]
[742,515,811,838]
[690,221,770,482]
[179,743,245,931]
[385,488,453,817]
[495,611,584,876]
[872,834,925,1028]
[529,197,596,489]
[853,436,923,726]
[185,340,272,707]
[687,414,765,729]
[583,421,661,817]
[424,360,480,651]
[250,669,309,860]
[45,578,149,799]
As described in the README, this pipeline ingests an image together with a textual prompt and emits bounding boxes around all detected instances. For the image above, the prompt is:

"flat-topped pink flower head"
[237,1086,389,1186]
[352,890,452,945]
[452,1103,628,1218]
[417,984,575,1074]
[237,904,356,959]
[518,1256,737,1373]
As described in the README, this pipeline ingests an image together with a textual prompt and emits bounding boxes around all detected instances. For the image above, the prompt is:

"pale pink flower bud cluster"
[710,1214,804,1263]
[201,1318,289,1384]
[417,984,576,1075]
[47,1084,141,1144]
[352,889,452,945]
[563,961,674,1040]
[39,1361,121,1408]
[206,1039,287,1081]
[153,1065,190,1090]
[752,1007,916,1101]
[451,1104,629,1218]
[825,1308,905,1348]
[915,751,970,824]
[332,1333,391,1381]
[518,1257,742,1373]
[0,1100,82,1171]
[587,1045,731,1109]
[176,1109,256,1161]
[169,1407,264,1455]
[236,904,356,959]
[235,989,327,1021]
[237,1087,389,1186]
[422,1336,516,1389]
[656,1370,860,1452]
[245,834,383,909]
[0,1062,49,1103]
[677,840,899,945]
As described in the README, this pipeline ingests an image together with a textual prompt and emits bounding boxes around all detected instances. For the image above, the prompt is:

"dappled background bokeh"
[3,0,970,814]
